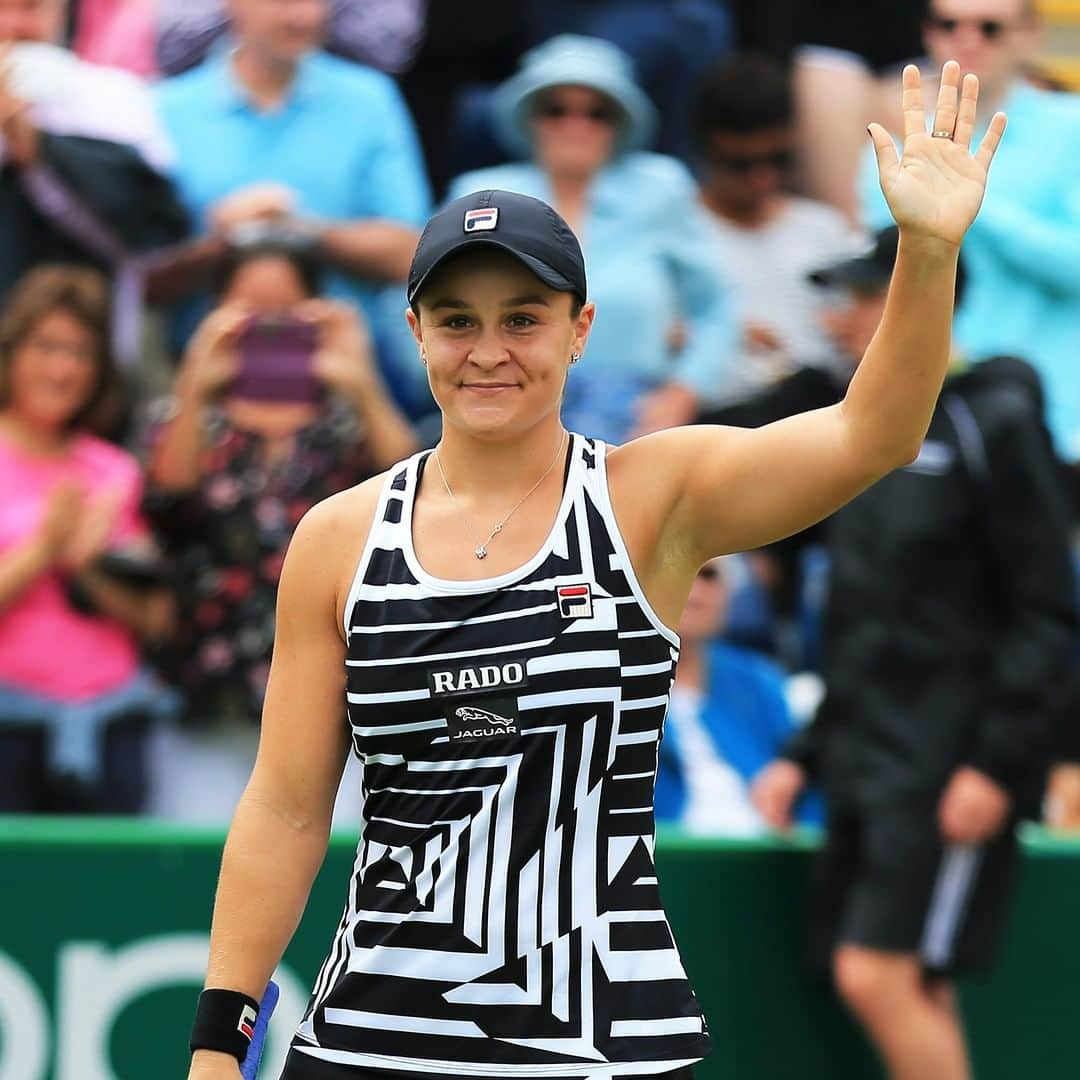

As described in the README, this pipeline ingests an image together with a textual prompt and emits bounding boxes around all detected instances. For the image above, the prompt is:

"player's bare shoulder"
[281,471,390,637]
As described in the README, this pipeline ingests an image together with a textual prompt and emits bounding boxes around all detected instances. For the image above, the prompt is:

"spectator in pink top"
[0,266,174,813]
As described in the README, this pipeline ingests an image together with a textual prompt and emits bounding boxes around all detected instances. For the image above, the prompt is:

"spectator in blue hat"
[447,34,736,445]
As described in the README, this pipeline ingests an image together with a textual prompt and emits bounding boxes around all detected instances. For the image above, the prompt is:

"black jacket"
[1,132,189,299]
[785,359,1078,812]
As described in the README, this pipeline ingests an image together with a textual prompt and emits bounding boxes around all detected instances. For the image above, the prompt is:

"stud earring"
[570,352,581,365]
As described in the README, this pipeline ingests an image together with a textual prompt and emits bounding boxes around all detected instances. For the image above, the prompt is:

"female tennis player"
[188,63,1004,1080]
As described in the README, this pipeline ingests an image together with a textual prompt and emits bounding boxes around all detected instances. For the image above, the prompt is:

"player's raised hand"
[869,61,1006,248]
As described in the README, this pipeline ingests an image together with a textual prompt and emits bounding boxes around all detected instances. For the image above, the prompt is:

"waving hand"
[869,60,1006,247]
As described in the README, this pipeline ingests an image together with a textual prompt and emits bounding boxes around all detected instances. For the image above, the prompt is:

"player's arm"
[189,481,378,1080]
[653,226,959,558]
[630,63,1005,570]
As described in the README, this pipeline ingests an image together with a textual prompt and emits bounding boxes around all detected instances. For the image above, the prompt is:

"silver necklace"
[433,431,568,560]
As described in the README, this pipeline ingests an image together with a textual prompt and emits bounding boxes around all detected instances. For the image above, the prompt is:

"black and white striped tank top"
[291,433,711,1078]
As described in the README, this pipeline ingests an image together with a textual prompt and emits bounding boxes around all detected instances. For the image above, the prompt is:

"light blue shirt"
[858,83,1080,460]
[448,154,735,405]
[155,49,431,399]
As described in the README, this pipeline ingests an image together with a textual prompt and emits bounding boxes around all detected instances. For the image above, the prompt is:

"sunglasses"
[707,149,795,174]
[536,100,619,126]
[925,14,1015,40]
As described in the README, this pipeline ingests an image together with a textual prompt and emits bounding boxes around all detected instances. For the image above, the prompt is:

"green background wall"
[1,819,1077,1079]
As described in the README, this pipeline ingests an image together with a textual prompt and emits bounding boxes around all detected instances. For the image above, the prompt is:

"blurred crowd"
[0,0,1078,831]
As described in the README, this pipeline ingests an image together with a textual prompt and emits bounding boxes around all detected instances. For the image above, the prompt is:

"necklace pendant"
[475,545,488,560]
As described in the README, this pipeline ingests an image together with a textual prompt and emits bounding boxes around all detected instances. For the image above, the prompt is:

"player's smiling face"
[408,250,594,439]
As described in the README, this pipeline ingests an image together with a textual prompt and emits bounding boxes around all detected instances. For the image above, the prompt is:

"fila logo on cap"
[238,1004,257,1041]
[557,584,593,619]
[464,207,499,232]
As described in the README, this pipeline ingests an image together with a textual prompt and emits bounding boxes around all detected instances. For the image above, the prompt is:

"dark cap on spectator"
[808,227,899,291]
[407,190,587,306]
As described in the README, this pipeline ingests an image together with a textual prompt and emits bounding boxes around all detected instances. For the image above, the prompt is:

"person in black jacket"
[753,228,1078,1080]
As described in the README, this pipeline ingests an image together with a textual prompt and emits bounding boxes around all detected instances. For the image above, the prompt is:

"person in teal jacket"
[447,35,736,445]
[655,559,822,834]
[858,0,1080,461]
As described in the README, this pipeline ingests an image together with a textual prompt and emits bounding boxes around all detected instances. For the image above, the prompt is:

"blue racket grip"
[240,980,280,1080]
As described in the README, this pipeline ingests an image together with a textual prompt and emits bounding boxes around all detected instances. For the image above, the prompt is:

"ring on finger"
[932,130,954,138]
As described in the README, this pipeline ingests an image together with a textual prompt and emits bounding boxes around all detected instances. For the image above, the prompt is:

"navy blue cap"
[407,190,587,305]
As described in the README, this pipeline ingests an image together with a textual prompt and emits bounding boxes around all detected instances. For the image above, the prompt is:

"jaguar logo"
[449,704,520,740]
[455,706,514,727]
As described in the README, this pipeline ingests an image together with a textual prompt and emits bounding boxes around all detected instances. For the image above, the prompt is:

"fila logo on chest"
[428,661,527,698]
[557,583,593,619]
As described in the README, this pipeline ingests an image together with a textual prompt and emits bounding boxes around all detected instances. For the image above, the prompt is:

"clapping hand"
[35,480,126,574]
[60,487,125,573]
[36,481,83,561]
[870,61,1006,248]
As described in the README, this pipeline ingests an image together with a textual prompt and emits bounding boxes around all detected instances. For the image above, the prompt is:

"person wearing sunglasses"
[692,53,864,412]
[859,0,1080,471]
[447,34,735,445]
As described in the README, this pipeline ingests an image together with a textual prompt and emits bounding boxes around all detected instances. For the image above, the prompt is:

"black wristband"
[190,988,260,1062]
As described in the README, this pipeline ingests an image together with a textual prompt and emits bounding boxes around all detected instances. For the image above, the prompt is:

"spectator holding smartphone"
[150,0,430,409]
[143,228,416,819]
[0,266,173,814]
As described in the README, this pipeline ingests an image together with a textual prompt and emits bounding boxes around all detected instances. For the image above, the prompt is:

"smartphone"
[232,315,321,403]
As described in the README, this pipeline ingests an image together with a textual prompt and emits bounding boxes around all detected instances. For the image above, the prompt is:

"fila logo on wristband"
[191,987,262,1063]
[238,1004,257,1041]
